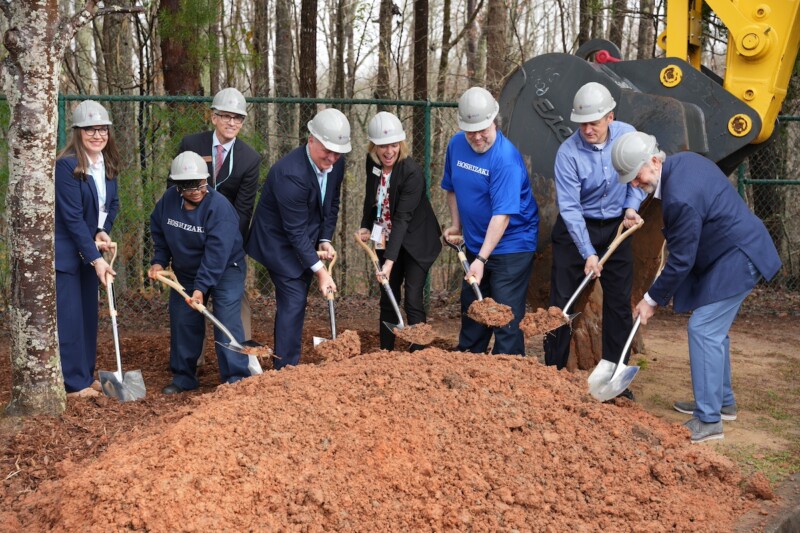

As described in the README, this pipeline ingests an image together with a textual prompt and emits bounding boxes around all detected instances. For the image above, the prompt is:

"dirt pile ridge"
[17,348,754,532]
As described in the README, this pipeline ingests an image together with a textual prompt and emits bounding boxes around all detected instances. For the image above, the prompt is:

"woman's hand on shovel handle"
[633,298,656,325]
[377,259,394,283]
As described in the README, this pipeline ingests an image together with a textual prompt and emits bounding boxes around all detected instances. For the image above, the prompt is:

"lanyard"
[376,169,391,221]
[213,140,235,189]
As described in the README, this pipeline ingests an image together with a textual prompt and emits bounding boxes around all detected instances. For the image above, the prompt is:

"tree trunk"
[636,0,655,60]
[299,0,318,143]
[376,0,393,108]
[209,0,222,95]
[485,0,507,95]
[412,0,429,162]
[608,0,626,50]
[578,0,591,47]
[275,0,295,155]
[158,0,202,95]
[465,0,479,86]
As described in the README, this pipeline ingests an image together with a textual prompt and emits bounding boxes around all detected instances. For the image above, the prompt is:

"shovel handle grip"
[354,232,382,273]
[598,219,644,267]
[96,241,118,286]
[316,249,337,274]
[154,271,207,312]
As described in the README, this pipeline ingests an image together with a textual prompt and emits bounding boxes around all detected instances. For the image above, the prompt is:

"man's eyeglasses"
[177,183,208,194]
[82,126,109,137]
[214,112,245,124]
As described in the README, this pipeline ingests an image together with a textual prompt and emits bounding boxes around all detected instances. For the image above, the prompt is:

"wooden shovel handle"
[354,232,382,273]
[316,249,337,275]
[96,241,118,286]
[597,219,644,267]
[154,270,207,312]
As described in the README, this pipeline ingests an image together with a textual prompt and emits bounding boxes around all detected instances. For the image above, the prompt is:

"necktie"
[214,144,225,181]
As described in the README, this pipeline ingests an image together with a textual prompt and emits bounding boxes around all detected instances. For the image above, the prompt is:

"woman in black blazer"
[358,112,442,350]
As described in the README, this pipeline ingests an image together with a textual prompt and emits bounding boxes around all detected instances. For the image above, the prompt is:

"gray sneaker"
[673,400,737,421]
[683,417,724,443]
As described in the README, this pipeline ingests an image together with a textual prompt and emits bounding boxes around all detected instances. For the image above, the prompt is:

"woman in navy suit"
[55,100,121,398]
[358,112,441,350]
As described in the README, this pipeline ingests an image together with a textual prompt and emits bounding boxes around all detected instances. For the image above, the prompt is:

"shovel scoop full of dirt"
[241,345,275,359]
[520,306,570,336]
[467,298,514,328]
[393,323,437,345]
[314,329,361,362]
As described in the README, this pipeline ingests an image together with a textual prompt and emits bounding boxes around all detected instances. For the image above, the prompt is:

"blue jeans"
[687,263,759,422]
[169,262,250,390]
[457,251,534,356]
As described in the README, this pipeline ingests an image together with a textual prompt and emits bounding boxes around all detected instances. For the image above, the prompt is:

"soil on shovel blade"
[520,306,570,337]
[313,329,361,361]
[467,297,514,327]
[393,322,437,345]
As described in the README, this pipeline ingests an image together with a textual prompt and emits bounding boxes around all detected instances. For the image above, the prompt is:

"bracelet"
[476,254,488,264]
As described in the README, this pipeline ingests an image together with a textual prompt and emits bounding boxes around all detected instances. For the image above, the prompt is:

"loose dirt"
[467,297,514,327]
[520,306,569,337]
[312,329,361,361]
[1,293,797,531]
[393,322,437,345]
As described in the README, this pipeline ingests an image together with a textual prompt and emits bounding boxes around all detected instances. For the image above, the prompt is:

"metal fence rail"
[0,96,798,317]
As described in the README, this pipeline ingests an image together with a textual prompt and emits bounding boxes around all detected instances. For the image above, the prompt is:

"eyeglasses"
[82,126,109,137]
[214,112,245,124]
[177,183,208,194]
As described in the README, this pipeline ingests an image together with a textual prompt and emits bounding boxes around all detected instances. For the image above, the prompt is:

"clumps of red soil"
[520,306,569,336]
[241,345,274,359]
[313,329,361,361]
[394,323,437,345]
[743,472,775,500]
[467,297,514,327]
[16,349,754,531]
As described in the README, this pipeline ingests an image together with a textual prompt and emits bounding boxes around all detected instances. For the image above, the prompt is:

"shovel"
[97,242,146,402]
[588,240,668,402]
[312,251,338,347]
[552,219,644,331]
[155,270,264,375]
[354,233,405,334]
[441,235,483,301]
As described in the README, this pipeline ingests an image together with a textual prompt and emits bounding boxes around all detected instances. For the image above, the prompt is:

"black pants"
[543,215,634,369]
[378,247,429,351]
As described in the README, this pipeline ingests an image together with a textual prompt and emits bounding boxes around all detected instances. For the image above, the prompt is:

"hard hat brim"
[570,110,609,123]
[170,171,210,181]
[73,118,113,128]
[211,104,248,117]
[458,112,497,132]
[369,132,406,145]
[617,163,644,184]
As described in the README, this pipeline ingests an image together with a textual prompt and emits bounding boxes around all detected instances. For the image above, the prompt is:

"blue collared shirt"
[554,121,646,258]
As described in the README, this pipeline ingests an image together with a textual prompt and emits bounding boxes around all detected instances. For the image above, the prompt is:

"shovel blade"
[99,369,146,402]
[214,341,265,375]
[382,321,400,334]
[313,336,328,347]
[588,365,640,402]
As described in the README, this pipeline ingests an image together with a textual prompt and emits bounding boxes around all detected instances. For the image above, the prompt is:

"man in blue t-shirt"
[442,87,539,356]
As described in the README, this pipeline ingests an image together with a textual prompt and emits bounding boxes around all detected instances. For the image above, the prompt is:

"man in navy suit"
[179,87,262,341]
[612,131,781,443]
[247,108,352,368]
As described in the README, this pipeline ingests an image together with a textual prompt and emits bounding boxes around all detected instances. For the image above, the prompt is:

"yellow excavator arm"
[659,0,800,143]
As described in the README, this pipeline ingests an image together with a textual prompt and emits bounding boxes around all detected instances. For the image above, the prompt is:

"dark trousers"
[169,263,250,389]
[457,250,535,356]
[377,247,429,351]
[270,268,313,369]
[56,265,99,392]
[544,215,633,369]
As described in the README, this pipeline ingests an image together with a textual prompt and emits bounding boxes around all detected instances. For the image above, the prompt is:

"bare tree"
[485,0,508,95]
[636,0,656,60]
[376,0,394,107]
[1,0,142,417]
[299,0,318,142]
[465,0,480,86]
[158,0,202,95]
[275,0,295,155]
[412,0,429,161]
[608,0,626,49]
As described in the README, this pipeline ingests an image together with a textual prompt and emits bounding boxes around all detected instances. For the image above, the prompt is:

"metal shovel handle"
[354,232,405,328]
[442,235,483,300]
[98,242,123,378]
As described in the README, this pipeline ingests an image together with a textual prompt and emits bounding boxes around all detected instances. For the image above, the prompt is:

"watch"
[476,254,488,264]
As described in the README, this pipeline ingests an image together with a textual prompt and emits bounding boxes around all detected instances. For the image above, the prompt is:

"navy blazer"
[360,155,441,268]
[179,131,262,238]
[648,152,781,312]
[246,146,344,278]
[55,156,119,272]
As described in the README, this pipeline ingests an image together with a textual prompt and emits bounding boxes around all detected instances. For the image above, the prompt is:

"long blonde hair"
[367,139,410,166]
[56,127,121,181]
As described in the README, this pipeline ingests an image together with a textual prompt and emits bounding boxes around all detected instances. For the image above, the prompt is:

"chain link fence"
[0,96,799,317]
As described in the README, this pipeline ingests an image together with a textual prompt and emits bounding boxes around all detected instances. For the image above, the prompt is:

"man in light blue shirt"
[544,83,645,398]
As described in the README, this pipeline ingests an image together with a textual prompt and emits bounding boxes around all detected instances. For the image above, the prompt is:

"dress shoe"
[617,388,635,401]
[161,384,186,395]
[67,387,100,398]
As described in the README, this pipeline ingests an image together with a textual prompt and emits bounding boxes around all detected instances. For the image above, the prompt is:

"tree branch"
[447,0,484,49]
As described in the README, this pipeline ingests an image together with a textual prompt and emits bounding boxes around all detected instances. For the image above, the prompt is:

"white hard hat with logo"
[457,87,499,132]
[571,82,616,123]
[308,108,352,153]
[367,112,406,144]
[611,132,659,184]
[170,151,211,181]
[72,100,113,128]
[211,87,248,116]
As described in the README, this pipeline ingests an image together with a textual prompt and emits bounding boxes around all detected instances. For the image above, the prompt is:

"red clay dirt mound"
[17,348,753,531]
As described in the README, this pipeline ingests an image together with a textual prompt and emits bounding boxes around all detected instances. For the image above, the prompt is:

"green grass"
[720,444,800,484]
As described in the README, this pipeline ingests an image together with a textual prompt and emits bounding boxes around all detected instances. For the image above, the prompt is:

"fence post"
[424,100,432,188]
[57,96,66,151]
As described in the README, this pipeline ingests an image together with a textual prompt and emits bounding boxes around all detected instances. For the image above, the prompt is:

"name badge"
[372,166,382,177]
[371,223,385,250]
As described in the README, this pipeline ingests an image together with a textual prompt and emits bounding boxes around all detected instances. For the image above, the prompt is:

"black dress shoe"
[617,388,635,401]
[162,384,185,395]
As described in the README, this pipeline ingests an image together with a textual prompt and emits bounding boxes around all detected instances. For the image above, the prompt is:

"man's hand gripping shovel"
[588,240,668,401]
[97,242,146,401]
[313,251,338,347]
[154,270,267,374]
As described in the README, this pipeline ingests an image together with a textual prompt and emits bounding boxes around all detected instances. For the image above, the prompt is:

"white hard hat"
[611,132,659,184]
[170,151,210,181]
[457,87,499,132]
[308,108,352,153]
[211,87,248,116]
[570,82,616,123]
[72,100,112,128]
[367,112,406,144]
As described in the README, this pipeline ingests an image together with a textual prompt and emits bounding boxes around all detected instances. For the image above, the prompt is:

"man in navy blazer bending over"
[611,132,781,443]
[246,108,351,368]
